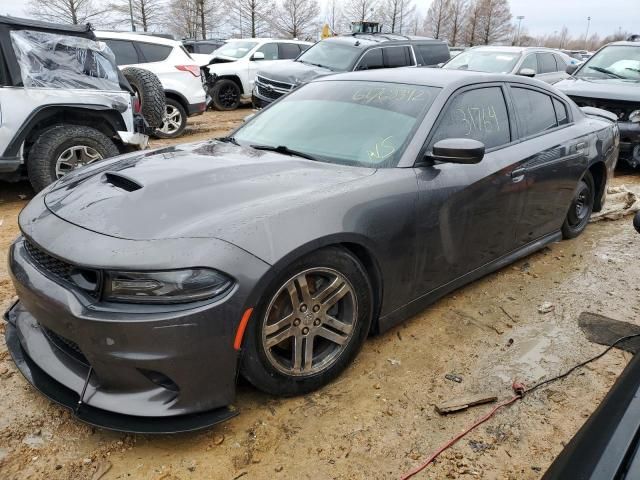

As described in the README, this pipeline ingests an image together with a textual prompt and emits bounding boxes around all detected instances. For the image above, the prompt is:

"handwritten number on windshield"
[455,105,500,137]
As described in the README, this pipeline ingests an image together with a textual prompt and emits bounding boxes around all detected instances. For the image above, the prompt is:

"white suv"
[204,38,312,110]
[96,31,207,138]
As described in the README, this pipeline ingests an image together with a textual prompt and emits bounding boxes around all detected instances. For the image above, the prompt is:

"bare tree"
[343,0,378,25]
[109,0,165,32]
[464,0,481,45]
[273,0,319,38]
[166,0,199,38]
[228,0,274,38]
[424,0,450,40]
[443,0,467,46]
[379,0,415,34]
[28,0,108,24]
[477,0,512,45]
[325,0,345,34]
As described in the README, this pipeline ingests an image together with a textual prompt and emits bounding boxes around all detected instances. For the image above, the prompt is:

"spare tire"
[122,67,165,128]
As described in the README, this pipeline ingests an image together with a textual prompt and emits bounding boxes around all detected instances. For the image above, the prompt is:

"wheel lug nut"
[300,304,308,313]
[314,319,321,326]
[312,305,320,313]
[302,327,309,335]
[293,318,300,326]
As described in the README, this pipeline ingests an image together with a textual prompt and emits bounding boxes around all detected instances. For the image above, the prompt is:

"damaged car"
[555,38,640,167]
[4,69,618,433]
[0,16,165,192]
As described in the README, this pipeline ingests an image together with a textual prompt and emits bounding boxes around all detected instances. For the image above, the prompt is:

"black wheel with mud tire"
[153,98,187,139]
[27,125,119,192]
[562,170,595,239]
[211,79,241,111]
[122,67,165,128]
[241,247,373,396]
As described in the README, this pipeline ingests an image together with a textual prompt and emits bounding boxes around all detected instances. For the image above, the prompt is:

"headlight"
[630,110,640,123]
[103,268,232,304]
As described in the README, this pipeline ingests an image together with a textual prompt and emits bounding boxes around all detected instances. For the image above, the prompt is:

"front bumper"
[117,131,149,150]
[618,121,640,162]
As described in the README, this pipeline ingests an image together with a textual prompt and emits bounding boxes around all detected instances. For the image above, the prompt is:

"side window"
[537,53,557,74]
[356,49,384,70]
[417,44,449,65]
[279,43,301,59]
[0,49,5,86]
[299,43,311,52]
[104,40,139,66]
[553,98,569,125]
[136,42,172,63]
[520,54,537,73]
[430,87,511,150]
[554,54,568,69]
[256,43,278,60]
[382,46,413,68]
[511,87,558,137]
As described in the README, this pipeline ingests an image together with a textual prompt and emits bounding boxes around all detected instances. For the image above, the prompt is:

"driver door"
[412,84,529,297]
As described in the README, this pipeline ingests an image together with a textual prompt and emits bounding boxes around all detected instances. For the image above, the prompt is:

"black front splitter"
[4,320,238,434]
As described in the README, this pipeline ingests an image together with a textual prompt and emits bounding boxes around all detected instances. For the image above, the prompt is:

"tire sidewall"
[241,247,373,396]
[153,98,187,139]
[212,79,241,111]
[562,170,595,239]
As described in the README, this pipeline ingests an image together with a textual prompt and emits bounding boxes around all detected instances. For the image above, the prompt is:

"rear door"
[413,84,528,295]
[507,84,589,244]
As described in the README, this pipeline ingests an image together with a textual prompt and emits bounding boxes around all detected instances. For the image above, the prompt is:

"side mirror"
[518,67,536,77]
[566,63,578,75]
[252,52,265,61]
[634,211,640,233]
[428,138,485,164]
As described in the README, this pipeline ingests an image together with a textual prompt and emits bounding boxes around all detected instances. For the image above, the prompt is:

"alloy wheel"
[55,145,103,178]
[261,267,358,377]
[158,104,182,135]
[219,85,239,108]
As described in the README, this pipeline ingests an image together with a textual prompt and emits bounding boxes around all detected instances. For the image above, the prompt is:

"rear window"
[137,42,172,63]
[11,30,120,90]
[417,43,450,66]
[105,39,139,66]
[383,46,414,67]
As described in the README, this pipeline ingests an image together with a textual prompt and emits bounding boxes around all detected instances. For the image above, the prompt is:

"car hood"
[43,141,374,243]
[257,60,334,86]
[555,77,640,102]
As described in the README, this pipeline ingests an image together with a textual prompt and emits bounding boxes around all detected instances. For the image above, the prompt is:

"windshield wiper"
[299,60,331,70]
[218,136,239,145]
[625,67,640,73]
[588,65,626,79]
[251,144,318,161]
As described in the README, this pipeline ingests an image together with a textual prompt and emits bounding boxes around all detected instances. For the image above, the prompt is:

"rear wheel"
[211,79,241,111]
[153,98,187,139]
[27,125,119,192]
[562,171,595,239]
[241,247,373,396]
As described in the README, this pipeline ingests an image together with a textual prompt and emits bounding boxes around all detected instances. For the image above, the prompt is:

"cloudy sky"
[1,0,639,38]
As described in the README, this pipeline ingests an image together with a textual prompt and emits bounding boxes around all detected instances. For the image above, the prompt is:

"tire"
[562,170,595,239]
[122,67,165,128]
[211,79,241,111]
[153,98,187,139]
[27,125,119,192]
[241,247,373,396]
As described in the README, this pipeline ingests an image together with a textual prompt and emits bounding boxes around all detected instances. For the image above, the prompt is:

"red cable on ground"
[400,382,526,480]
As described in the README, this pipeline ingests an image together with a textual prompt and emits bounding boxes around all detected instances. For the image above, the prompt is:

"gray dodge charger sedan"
[4,68,618,433]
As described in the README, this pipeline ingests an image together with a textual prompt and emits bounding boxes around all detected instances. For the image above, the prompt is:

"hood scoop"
[103,171,143,192]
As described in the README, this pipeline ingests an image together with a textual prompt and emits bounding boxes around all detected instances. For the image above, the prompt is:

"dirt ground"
[1,109,640,480]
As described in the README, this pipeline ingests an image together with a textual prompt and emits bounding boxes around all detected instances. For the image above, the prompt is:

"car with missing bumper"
[555,38,640,168]
[4,68,618,433]
[0,16,163,191]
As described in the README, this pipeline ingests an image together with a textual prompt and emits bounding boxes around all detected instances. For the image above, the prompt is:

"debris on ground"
[445,373,463,383]
[537,302,555,314]
[591,185,640,222]
[579,312,640,354]
[435,394,498,414]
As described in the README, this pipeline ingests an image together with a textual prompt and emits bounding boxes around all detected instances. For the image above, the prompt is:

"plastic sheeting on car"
[10,30,120,91]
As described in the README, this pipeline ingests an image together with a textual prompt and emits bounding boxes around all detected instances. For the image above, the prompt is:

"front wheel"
[211,79,241,111]
[562,170,595,239]
[241,247,373,396]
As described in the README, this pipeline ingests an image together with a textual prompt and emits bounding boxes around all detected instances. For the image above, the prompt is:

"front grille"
[256,75,294,91]
[256,84,284,101]
[42,326,90,366]
[569,96,637,121]
[24,240,100,297]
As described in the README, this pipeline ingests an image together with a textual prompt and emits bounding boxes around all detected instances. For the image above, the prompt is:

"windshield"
[296,41,361,71]
[575,45,640,81]
[233,81,440,168]
[215,40,258,59]
[443,50,521,73]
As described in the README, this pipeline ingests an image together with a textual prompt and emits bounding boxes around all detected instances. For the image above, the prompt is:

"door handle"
[511,168,526,182]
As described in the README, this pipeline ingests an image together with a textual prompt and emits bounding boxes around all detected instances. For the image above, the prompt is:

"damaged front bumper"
[618,121,640,166]
[117,130,149,150]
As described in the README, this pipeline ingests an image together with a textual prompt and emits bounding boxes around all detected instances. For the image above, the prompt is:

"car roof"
[224,37,312,44]
[0,14,92,34]
[314,67,546,89]
[608,41,640,47]
[465,45,564,54]
[325,34,442,49]
[95,31,180,46]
